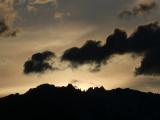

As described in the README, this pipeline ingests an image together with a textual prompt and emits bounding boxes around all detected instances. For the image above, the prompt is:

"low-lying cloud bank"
[24,22,160,75]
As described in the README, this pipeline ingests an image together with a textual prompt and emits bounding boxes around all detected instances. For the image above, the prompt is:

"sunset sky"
[1,0,160,97]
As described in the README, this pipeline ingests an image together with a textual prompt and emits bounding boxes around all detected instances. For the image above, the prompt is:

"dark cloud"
[61,40,107,68]
[23,22,160,75]
[24,51,56,74]
[61,29,129,69]
[119,1,158,19]
[128,22,160,52]
[129,22,160,75]
[105,28,128,54]
[136,49,160,75]
[61,22,160,75]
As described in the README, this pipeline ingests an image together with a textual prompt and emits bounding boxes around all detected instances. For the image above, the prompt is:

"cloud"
[128,22,160,75]
[105,29,128,54]
[0,0,20,36]
[61,22,160,75]
[61,29,128,70]
[0,0,17,24]
[61,40,107,68]
[128,22,160,52]
[119,1,158,19]
[18,0,135,28]
[0,0,58,36]
[0,0,157,36]
[29,0,57,5]
[135,49,160,75]
[24,51,56,74]
[0,19,19,37]
[28,0,57,10]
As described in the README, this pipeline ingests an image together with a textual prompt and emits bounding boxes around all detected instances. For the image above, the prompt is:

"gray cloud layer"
[0,0,57,36]
[0,0,159,36]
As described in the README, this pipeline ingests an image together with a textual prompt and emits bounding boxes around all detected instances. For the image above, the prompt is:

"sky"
[0,0,160,97]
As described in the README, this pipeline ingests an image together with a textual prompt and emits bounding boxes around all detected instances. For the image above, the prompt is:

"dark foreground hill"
[0,84,160,120]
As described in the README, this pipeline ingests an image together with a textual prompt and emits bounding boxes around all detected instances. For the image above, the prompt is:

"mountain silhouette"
[0,84,160,120]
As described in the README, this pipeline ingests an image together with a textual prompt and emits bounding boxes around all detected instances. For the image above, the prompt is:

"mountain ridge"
[1,83,157,99]
[1,84,160,120]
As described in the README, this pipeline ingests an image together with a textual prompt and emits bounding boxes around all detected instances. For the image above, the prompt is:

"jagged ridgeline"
[0,84,160,120]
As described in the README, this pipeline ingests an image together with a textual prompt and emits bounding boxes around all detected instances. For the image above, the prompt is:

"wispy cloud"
[118,1,158,19]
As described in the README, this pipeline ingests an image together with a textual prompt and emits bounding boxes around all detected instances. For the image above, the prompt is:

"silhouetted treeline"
[0,84,160,120]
